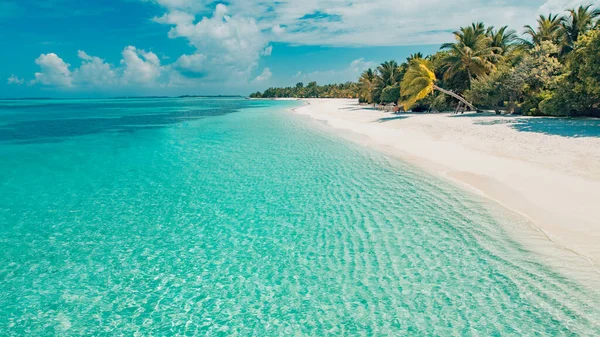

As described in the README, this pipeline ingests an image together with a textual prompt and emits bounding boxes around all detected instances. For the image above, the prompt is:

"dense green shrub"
[380,85,400,104]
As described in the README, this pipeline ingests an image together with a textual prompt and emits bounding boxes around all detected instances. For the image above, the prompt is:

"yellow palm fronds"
[400,59,436,109]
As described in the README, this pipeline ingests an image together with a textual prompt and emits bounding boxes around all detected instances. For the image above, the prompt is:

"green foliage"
[430,93,453,112]
[523,14,563,47]
[371,60,405,102]
[568,28,600,101]
[559,5,600,56]
[251,4,600,117]
[358,68,377,103]
[522,91,553,116]
[540,28,600,116]
[440,22,502,88]
[251,82,359,99]
[520,42,564,92]
[467,63,529,112]
[465,70,506,110]
[380,85,400,104]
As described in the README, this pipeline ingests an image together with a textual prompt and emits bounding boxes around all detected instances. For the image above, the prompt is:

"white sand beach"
[292,99,600,271]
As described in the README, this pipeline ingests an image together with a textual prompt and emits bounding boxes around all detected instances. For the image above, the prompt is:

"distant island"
[178,95,244,98]
[1,95,245,100]
[0,97,54,101]
[251,4,600,117]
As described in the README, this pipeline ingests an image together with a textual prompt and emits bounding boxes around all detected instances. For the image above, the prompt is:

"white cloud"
[272,25,285,35]
[295,58,376,84]
[175,53,208,73]
[147,0,593,47]
[252,67,272,83]
[33,53,73,87]
[349,58,376,73]
[152,9,195,25]
[7,75,24,85]
[149,0,207,12]
[539,0,595,13]
[120,46,163,85]
[261,45,273,56]
[153,3,269,80]
[74,51,117,87]
[24,47,175,90]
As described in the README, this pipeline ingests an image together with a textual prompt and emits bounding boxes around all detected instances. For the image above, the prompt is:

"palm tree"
[442,22,487,49]
[523,14,563,47]
[559,5,600,55]
[440,23,501,88]
[407,52,424,62]
[358,68,376,103]
[372,60,403,103]
[487,26,518,55]
[401,59,475,110]
[376,60,403,87]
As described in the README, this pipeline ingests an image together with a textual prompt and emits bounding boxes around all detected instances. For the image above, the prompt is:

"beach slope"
[293,99,600,268]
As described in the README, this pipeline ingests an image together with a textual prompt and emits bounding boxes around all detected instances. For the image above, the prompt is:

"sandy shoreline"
[290,98,600,273]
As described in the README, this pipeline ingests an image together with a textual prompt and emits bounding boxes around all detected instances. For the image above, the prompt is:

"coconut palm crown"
[440,23,502,88]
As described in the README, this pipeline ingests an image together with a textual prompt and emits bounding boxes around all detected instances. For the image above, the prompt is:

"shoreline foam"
[290,98,600,280]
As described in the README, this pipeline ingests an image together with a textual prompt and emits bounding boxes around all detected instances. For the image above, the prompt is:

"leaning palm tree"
[440,24,501,88]
[559,5,600,55]
[522,14,563,47]
[401,59,476,110]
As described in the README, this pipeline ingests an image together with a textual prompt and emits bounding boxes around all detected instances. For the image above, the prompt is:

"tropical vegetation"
[249,82,359,99]
[251,4,600,117]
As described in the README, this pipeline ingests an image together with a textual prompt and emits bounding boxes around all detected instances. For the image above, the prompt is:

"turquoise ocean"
[0,98,599,336]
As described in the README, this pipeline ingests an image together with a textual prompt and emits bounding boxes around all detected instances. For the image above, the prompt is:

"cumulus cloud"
[23,47,174,90]
[148,0,206,12]
[74,51,117,87]
[7,75,25,85]
[538,0,594,14]
[261,46,273,56]
[175,53,208,74]
[271,25,285,35]
[349,58,376,73]
[295,58,376,84]
[252,68,272,83]
[33,53,73,87]
[154,3,269,80]
[121,46,163,85]
[148,0,592,47]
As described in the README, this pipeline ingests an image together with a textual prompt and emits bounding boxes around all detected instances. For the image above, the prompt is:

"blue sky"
[0,0,588,97]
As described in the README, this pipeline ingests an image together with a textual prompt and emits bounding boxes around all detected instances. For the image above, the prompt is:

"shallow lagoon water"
[1,98,599,335]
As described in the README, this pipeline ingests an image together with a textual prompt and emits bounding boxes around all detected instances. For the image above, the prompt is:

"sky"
[1,0,596,97]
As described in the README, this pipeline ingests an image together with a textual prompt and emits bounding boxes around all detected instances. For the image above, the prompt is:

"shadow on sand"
[341,106,379,112]
[448,112,513,118]
[449,113,600,138]
[374,115,410,123]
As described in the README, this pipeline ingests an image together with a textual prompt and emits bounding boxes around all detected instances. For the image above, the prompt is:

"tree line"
[249,82,359,99]
[251,4,600,117]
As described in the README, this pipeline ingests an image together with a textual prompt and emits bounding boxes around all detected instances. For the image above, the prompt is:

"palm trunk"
[466,68,473,89]
[433,84,476,111]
